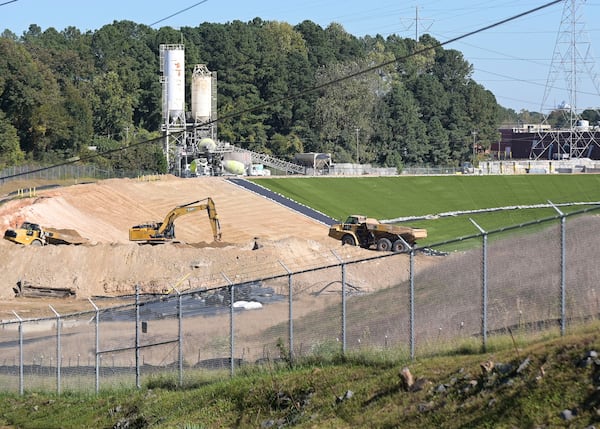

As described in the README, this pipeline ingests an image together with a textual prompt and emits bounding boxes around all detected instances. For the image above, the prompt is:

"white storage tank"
[191,64,213,123]
[162,45,185,123]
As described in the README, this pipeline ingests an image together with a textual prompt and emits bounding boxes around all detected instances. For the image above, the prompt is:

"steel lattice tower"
[530,0,600,160]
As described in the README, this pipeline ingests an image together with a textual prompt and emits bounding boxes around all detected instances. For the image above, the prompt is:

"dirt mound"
[46,228,83,237]
[1,176,422,318]
[0,176,328,244]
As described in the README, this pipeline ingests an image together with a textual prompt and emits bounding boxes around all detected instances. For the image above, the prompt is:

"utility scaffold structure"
[531,0,600,160]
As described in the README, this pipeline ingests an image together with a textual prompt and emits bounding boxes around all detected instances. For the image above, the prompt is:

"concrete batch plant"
[158,44,343,177]
[160,44,227,176]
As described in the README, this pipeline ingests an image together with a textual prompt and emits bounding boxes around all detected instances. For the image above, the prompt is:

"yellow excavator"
[129,197,222,244]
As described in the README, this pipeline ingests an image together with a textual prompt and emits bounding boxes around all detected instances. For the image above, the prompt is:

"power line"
[0,0,18,6]
[195,0,563,130]
[148,0,209,27]
[0,0,564,181]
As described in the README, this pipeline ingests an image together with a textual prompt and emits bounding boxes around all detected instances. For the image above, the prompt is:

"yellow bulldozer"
[4,221,88,246]
[129,197,222,244]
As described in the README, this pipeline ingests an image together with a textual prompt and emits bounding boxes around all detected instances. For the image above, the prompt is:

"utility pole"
[355,128,360,164]
[415,6,419,41]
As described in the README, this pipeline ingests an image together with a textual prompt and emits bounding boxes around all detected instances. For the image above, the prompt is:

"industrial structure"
[160,44,219,175]
[159,44,308,177]
[160,44,186,169]
[496,122,600,161]
[529,0,600,160]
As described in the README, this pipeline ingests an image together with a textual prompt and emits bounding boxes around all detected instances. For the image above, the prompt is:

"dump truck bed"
[365,222,428,240]
[44,228,89,245]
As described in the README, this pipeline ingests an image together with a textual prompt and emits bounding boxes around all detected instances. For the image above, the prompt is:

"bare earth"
[0,176,434,320]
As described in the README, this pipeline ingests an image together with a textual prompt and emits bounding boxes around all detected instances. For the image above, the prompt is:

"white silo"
[191,64,213,123]
[160,44,186,124]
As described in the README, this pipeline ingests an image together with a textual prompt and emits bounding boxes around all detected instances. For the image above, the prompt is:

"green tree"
[267,133,304,160]
[431,46,474,90]
[295,20,337,68]
[581,109,600,126]
[16,25,95,157]
[257,21,310,137]
[313,60,380,163]
[380,81,428,165]
[0,37,66,158]
[62,81,93,154]
[409,73,449,124]
[92,21,159,130]
[0,112,24,167]
[91,71,134,140]
[427,117,451,165]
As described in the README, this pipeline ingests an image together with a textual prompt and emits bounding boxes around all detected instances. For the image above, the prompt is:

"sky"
[2,0,600,114]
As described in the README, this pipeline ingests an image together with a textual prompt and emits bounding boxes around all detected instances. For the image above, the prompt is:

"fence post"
[135,286,142,389]
[409,249,415,360]
[549,201,567,335]
[331,251,346,355]
[49,305,62,394]
[470,219,488,352]
[279,261,294,364]
[88,298,100,393]
[176,288,183,387]
[221,273,235,377]
[12,311,24,395]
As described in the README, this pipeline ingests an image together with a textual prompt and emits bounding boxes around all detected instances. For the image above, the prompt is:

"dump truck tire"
[376,237,392,251]
[392,239,409,253]
[341,234,356,246]
[31,239,43,246]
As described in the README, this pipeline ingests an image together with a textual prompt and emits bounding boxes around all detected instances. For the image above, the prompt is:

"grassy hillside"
[252,175,600,245]
[2,325,600,428]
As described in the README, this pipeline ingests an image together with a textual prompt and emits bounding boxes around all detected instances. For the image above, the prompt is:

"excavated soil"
[0,176,435,319]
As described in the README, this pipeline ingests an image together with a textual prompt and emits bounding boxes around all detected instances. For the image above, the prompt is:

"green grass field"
[252,175,600,246]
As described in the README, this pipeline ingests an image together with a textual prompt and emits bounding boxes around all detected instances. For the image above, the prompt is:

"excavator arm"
[129,197,222,243]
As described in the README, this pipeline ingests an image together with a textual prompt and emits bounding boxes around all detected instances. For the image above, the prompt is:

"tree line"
[1,18,537,173]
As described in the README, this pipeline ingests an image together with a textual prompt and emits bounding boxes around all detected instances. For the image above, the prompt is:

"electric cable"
[148,0,209,27]
[188,0,563,131]
[0,0,564,181]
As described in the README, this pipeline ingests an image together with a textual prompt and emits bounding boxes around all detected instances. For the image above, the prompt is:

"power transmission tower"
[400,5,433,42]
[531,0,600,160]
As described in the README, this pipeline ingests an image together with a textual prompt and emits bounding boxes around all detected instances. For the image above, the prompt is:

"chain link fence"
[0,164,159,187]
[1,207,600,394]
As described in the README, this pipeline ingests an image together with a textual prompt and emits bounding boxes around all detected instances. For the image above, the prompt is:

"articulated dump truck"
[4,221,88,246]
[328,215,427,252]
